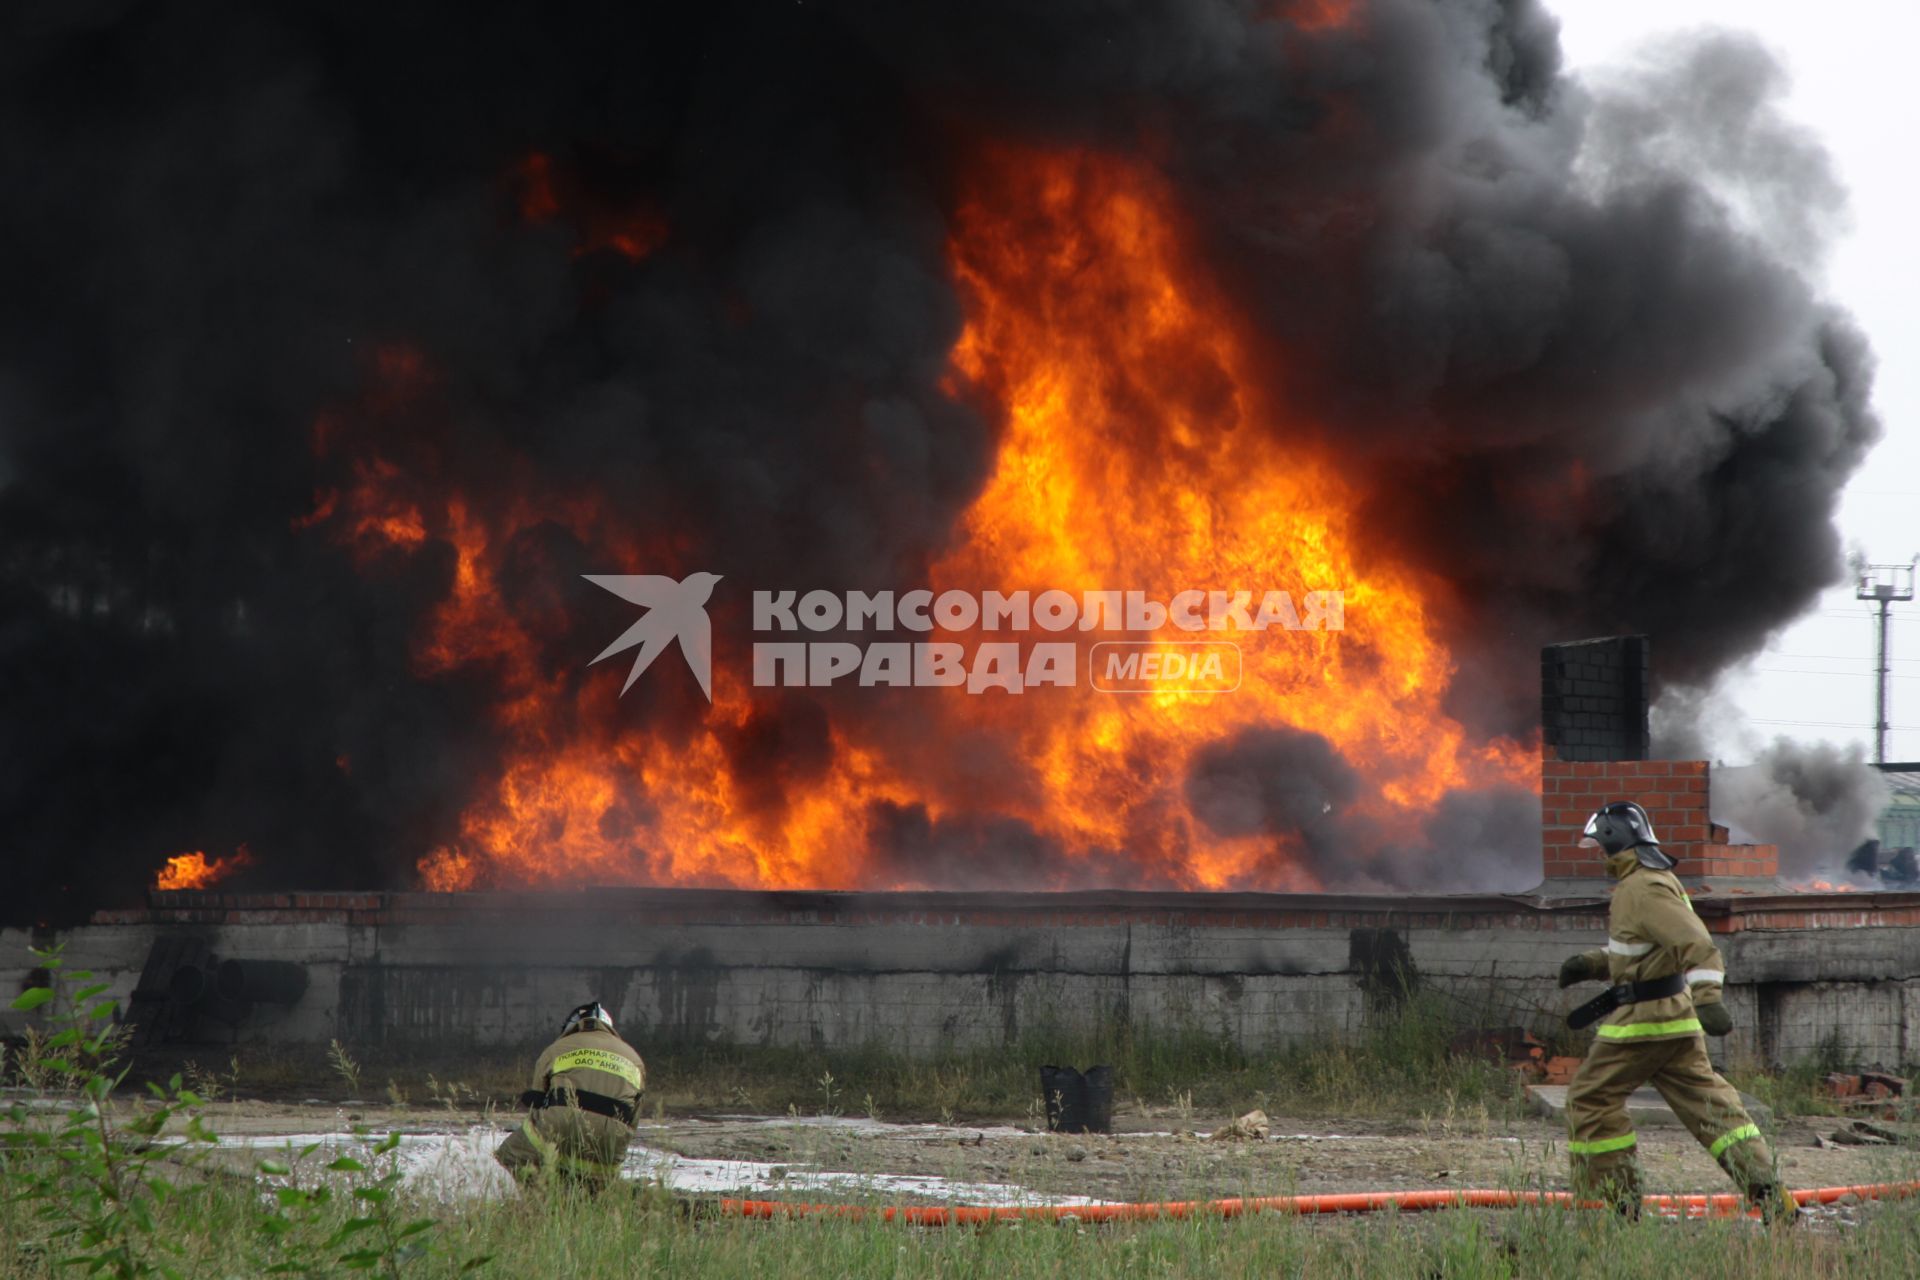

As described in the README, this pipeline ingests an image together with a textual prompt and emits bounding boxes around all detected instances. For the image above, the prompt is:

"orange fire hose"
[717,1180,1920,1225]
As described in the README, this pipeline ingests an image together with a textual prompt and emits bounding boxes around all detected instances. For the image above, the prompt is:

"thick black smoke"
[1186,727,1539,890]
[0,1,1875,920]
[1712,739,1891,878]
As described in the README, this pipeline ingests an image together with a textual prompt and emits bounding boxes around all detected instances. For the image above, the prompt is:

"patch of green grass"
[117,999,1917,1138]
[10,1172,1916,1280]
[594,991,1525,1126]
[436,1192,1920,1280]
[1728,1058,1849,1121]
[117,994,1525,1124]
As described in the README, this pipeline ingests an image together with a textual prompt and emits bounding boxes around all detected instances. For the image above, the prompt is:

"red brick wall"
[1541,750,1776,880]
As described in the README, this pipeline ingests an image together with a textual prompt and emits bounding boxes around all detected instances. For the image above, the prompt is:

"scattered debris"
[1828,1121,1901,1147]
[1821,1070,1906,1101]
[1851,1119,1919,1145]
[1828,1129,1884,1146]
[1456,1026,1583,1086]
[1210,1111,1271,1142]
[1821,1071,1910,1119]
[1541,1057,1582,1086]
[1451,1027,1543,1065]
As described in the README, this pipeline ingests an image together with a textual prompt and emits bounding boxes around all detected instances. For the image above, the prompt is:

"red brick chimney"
[1539,637,1777,889]
[1541,750,1778,883]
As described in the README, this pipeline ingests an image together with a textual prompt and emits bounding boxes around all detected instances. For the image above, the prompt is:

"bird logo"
[583,571,723,700]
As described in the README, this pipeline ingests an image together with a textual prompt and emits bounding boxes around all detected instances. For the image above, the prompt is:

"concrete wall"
[5,889,1918,1068]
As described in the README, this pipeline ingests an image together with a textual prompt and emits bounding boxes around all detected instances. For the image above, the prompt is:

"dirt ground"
[185,1098,1920,1205]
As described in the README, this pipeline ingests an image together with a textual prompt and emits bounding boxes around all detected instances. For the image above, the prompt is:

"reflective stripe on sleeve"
[1568,1133,1639,1156]
[1606,938,1654,957]
[550,1047,645,1092]
[1709,1123,1762,1159]
[1595,1017,1702,1040]
[1684,968,1725,987]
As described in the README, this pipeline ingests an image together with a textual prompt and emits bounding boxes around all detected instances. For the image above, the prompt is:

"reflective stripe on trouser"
[1566,1033,1774,1197]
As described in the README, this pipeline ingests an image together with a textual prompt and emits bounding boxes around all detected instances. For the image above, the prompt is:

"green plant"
[426,1074,471,1109]
[3,947,489,1279]
[3,946,218,1278]
[181,1055,241,1105]
[320,1130,491,1276]
[6,1023,63,1092]
[330,1039,364,1095]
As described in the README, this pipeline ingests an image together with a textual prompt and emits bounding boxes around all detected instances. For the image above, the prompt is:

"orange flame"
[154,845,255,891]
[1792,879,1861,893]
[1281,0,1357,32]
[514,151,669,261]
[305,145,1533,892]
[923,149,1530,885]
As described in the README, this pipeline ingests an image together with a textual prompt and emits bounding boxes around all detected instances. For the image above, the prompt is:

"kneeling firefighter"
[494,1001,645,1185]
[1558,801,1794,1223]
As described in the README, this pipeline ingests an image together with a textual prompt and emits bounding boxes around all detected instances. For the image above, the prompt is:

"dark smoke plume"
[1186,727,1539,890]
[1712,739,1891,878]
[0,1,1876,919]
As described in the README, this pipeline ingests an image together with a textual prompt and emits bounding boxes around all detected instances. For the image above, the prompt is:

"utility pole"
[1855,559,1917,764]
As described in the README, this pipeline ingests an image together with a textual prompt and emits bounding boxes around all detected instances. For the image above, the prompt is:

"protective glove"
[1558,954,1605,989]
[1696,1002,1733,1037]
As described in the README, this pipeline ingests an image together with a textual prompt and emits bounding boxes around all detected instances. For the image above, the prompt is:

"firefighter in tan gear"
[495,1001,645,1186]
[1557,802,1794,1223]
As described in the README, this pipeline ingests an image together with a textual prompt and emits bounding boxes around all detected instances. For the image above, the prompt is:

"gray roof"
[1873,763,1920,803]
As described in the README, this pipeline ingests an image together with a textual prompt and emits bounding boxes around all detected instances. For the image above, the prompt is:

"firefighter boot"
[1574,1153,1643,1220]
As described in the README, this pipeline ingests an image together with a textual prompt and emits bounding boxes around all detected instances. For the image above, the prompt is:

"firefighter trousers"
[1565,1032,1775,1206]
[494,1107,631,1189]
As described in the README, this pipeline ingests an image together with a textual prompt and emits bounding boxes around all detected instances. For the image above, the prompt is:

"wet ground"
[160,1100,1920,1211]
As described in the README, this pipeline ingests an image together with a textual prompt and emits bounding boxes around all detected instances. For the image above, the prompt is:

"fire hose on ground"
[714,1180,1920,1225]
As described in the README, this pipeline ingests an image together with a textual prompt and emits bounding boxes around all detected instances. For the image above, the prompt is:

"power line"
[1746,717,1920,730]
[1754,666,1920,680]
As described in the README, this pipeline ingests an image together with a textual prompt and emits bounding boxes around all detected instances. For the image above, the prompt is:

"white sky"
[1548,1,1920,765]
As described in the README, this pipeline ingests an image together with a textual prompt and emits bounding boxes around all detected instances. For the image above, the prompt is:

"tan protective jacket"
[533,1026,647,1107]
[1572,849,1726,1043]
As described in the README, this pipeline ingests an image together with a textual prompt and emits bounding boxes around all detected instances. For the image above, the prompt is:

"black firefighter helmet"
[1581,800,1676,871]
[561,1001,617,1037]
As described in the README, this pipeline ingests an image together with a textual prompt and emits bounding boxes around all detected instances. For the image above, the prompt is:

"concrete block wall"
[8,891,1919,1070]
